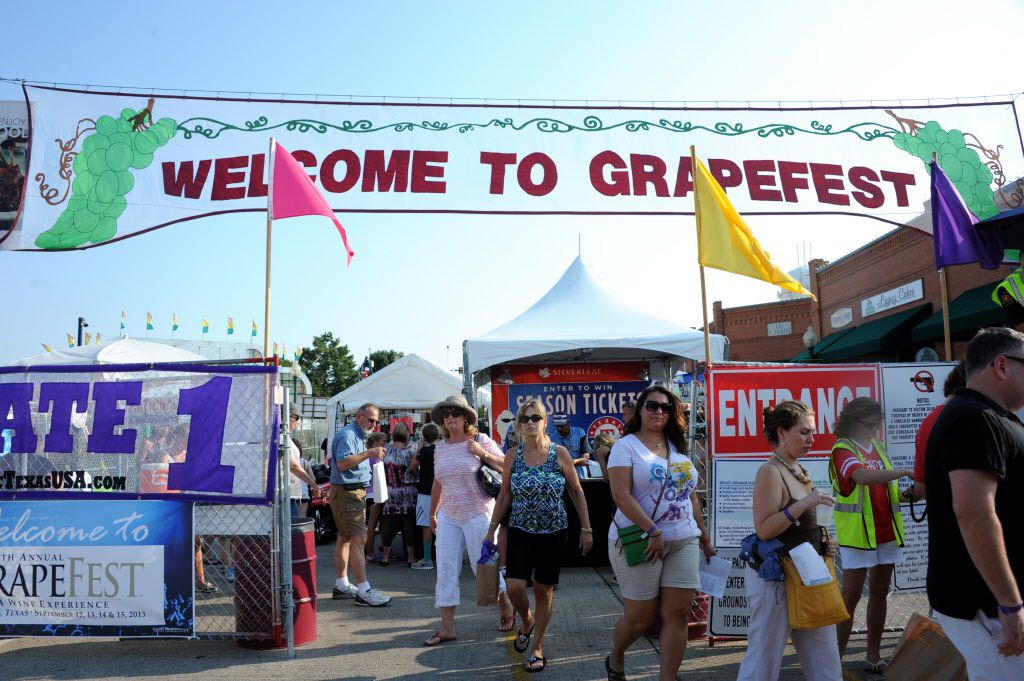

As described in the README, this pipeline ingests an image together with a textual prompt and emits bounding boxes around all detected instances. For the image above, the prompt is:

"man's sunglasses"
[994,355,1024,367]
[643,400,675,414]
[440,408,465,419]
[364,417,380,425]
[518,414,544,424]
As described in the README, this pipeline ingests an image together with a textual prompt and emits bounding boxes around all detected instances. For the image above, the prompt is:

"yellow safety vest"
[992,270,1024,307]
[828,437,905,550]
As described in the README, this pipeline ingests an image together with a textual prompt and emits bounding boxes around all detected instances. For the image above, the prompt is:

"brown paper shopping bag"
[475,562,499,606]
[884,612,967,681]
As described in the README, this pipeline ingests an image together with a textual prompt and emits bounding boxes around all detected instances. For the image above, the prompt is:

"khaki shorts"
[608,535,701,601]
[328,485,367,537]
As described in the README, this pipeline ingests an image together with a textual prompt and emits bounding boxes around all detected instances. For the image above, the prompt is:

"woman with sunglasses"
[605,386,714,681]
[423,395,515,647]
[829,397,913,674]
[485,399,593,673]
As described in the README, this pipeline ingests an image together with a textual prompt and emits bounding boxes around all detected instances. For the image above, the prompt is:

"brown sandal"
[605,655,627,681]
[423,631,456,646]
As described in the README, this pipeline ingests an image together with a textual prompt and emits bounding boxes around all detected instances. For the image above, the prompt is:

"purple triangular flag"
[930,160,1002,270]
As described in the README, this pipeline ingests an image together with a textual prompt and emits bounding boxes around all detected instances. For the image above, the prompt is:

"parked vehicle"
[307,463,336,544]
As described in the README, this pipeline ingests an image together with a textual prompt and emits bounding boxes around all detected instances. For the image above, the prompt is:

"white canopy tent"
[463,255,728,393]
[15,337,207,366]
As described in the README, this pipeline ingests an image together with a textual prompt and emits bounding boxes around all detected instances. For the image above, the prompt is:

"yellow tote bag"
[780,555,850,630]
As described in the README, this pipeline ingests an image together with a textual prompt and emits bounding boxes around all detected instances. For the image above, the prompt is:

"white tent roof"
[464,256,727,375]
[326,353,462,413]
[16,337,207,366]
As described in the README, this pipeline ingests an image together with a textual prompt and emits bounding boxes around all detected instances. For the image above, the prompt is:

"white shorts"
[839,541,902,570]
[415,494,432,527]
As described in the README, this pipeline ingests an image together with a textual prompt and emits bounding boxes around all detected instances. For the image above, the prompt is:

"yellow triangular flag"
[693,155,814,298]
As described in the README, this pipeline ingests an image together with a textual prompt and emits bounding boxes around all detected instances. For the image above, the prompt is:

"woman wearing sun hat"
[423,394,515,646]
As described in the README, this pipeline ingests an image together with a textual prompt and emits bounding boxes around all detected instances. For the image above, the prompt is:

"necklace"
[639,433,666,452]
[772,453,813,484]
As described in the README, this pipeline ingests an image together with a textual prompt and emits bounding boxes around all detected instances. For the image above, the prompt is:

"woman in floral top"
[380,423,418,567]
[485,398,593,673]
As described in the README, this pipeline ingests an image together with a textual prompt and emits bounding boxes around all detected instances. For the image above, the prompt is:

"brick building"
[712,225,1014,362]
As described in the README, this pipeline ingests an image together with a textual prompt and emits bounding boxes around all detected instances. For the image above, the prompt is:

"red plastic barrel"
[236,518,317,649]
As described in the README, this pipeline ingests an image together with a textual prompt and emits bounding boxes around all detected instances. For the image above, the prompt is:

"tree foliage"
[367,349,404,374]
[299,332,359,396]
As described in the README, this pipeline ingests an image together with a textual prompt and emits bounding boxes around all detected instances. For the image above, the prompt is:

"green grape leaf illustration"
[890,116,1000,220]
[36,100,177,249]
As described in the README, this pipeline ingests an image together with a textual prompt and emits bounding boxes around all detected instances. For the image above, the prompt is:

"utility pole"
[77,317,89,347]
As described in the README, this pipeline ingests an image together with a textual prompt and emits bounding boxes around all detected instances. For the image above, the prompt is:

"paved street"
[2,542,897,680]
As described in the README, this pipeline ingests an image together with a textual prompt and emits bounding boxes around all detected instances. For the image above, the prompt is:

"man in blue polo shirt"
[329,402,391,607]
[551,413,592,479]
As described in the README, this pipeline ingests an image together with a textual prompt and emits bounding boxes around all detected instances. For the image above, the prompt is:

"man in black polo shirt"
[925,327,1024,679]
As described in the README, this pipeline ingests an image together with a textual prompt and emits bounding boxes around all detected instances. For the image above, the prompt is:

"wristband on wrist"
[643,523,660,539]
[580,527,593,533]
[782,507,800,525]
[997,602,1024,615]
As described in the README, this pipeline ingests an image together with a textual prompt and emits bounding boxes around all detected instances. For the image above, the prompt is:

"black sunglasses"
[440,408,464,419]
[994,355,1024,367]
[364,417,380,425]
[643,400,675,414]
[518,414,544,424]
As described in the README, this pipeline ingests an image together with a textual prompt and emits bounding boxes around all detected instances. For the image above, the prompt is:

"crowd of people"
[305,327,1024,679]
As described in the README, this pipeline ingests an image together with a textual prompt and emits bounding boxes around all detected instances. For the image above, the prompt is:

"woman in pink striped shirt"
[423,394,514,647]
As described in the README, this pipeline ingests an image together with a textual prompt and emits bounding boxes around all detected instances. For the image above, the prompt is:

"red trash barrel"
[236,519,317,649]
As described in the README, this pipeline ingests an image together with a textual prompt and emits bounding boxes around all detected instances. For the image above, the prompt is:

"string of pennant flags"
[45,312,303,361]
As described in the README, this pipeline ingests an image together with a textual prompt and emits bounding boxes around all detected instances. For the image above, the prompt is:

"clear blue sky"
[3,1,1022,370]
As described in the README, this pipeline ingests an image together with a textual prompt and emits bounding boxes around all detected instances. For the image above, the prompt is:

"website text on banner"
[7,86,1024,249]
[0,499,193,637]
[489,362,648,452]
[0,364,278,502]
[706,364,881,637]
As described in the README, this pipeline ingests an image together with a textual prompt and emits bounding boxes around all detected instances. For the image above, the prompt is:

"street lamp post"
[77,317,89,347]
[802,326,817,361]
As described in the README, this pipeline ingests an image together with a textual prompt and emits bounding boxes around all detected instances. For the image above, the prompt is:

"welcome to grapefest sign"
[4,85,1023,250]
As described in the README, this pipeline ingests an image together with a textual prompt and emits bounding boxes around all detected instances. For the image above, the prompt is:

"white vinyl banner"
[5,86,1024,250]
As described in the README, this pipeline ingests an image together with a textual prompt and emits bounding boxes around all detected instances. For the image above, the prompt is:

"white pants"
[434,511,506,608]
[736,567,843,681]
[935,610,1024,681]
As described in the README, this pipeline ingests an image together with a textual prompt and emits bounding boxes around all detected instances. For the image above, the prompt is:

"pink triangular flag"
[270,141,354,265]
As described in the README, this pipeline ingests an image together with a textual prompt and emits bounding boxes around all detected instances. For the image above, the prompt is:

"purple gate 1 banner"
[0,499,193,637]
[0,363,278,503]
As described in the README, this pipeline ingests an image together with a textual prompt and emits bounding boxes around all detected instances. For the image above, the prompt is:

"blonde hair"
[514,399,551,444]
[593,432,617,451]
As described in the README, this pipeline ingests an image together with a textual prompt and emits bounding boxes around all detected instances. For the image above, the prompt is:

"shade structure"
[326,353,462,414]
[911,282,1004,343]
[15,337,206,366]
[464,256,728,376]
[813,304,932,362]
[790,327,856,362]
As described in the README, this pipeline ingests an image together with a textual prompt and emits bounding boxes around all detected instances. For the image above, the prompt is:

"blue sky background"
[2,1,1023,371]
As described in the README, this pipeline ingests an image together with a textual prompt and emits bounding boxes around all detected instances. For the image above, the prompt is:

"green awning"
[911,282,1004,343]
[790,327,856,362]
[816,303,932,361]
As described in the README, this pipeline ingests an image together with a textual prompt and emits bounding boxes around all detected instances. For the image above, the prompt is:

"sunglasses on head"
[518,414,544,424]
[643,400,675,414]
[440,408,464,419]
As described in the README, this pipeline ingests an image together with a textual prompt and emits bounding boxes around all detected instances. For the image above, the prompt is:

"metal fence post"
[279,388,295,658]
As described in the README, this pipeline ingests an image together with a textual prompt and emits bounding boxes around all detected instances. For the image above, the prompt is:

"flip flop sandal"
[524,655,546,673]
[514,624,536,653]
[423,631,457,647]
[605,655,627,681]
[864,659,887,674]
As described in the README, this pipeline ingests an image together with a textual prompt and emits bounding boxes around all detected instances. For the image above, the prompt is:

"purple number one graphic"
[167,376,236,493]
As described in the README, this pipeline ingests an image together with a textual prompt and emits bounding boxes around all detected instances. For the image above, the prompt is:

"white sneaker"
[354,588,392,607]
[332,584,358,600]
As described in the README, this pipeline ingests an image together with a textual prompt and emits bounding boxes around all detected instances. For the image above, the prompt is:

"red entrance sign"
[708,365,880,458]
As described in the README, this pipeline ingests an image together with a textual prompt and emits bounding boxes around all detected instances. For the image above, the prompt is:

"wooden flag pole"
[691,145,713,368]
[264,137,274,361]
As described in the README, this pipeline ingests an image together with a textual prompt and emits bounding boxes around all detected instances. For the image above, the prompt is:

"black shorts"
[505,527,567,585]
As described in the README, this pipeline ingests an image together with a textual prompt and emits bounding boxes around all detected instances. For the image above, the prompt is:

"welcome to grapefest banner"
[4,85,1024,250]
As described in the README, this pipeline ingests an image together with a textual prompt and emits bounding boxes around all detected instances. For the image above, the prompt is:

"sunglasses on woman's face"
[643,400,675,414]
[518,414,544,424]
[440,408,464,419]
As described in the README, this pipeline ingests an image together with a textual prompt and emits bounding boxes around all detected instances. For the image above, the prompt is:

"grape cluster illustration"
[892,120,998,220]
[36,106,177,249]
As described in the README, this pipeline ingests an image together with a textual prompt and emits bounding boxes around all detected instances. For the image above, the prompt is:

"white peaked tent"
[16,337,207,366]
[463,255,728,387]
[326,353,462,415]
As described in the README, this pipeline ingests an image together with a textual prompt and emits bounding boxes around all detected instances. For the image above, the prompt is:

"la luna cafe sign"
[861,279,924,318]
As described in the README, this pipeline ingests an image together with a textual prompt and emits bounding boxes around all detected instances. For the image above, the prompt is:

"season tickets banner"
[0,499,193,637]
[7,85,1024,250]
[489,362,648,450]
[0,363,278,502]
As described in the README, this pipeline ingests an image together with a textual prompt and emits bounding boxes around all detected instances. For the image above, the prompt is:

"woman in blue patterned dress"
[485,398,593,673]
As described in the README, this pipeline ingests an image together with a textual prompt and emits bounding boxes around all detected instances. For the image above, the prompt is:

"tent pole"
[691,145,713,368]
[264,137,274,361]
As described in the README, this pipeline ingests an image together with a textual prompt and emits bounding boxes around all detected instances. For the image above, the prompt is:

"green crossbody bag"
[614,455,671,567]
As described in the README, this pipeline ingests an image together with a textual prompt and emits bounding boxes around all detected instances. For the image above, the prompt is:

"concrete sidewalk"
[2,542,895,680]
